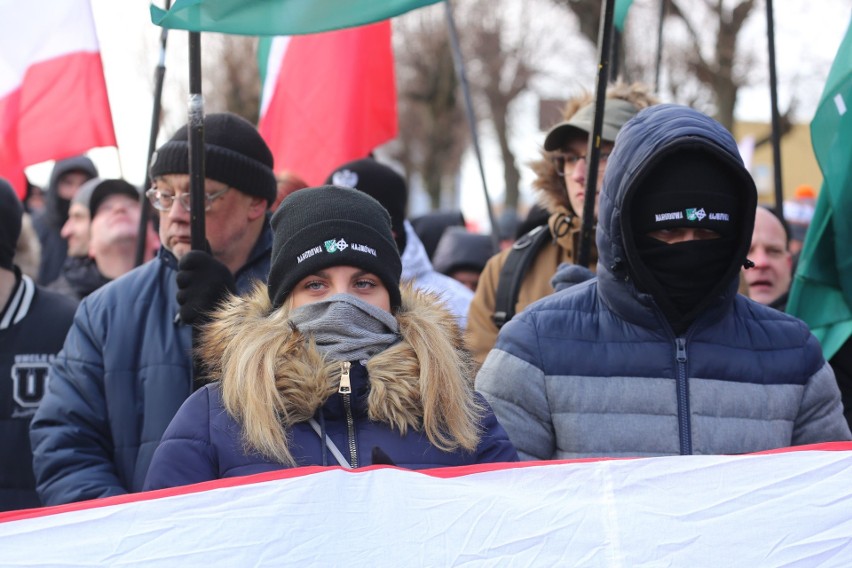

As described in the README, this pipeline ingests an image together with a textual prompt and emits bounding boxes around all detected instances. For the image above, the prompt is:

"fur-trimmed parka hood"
[199,283,483,464]
[528,83,658,216]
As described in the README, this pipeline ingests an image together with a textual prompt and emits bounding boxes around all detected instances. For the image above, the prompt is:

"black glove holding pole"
[176,248,236,326]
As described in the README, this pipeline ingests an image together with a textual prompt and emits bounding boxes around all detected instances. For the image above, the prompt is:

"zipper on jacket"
[675,337,693,455]
[338,361,352,395]
[338,362,358,468]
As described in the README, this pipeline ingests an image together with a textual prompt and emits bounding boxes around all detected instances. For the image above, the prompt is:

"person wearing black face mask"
[476,104,851,461]
[625,148,743,335]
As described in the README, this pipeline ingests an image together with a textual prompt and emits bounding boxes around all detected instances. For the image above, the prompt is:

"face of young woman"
[289,265,391,312]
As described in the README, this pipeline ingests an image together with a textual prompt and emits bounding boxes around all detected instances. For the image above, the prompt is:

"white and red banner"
[257,22,397,186]
[0,0,116,199]
[2,444,852,565]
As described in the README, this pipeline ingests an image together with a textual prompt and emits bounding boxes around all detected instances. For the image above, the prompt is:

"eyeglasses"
[552,151,611,176]
[145,186,231,212]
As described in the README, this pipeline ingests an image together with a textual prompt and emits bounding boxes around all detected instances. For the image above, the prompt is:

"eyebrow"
[308,269,372,280]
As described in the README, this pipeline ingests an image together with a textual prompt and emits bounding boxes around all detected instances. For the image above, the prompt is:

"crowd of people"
[1,85,850,513]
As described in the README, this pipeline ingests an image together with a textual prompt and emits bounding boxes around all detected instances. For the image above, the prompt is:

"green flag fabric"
[614,0,634,32]
[787,18,852,361]
[151,0,441,35]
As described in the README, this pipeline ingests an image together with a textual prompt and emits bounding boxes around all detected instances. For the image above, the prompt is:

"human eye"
[354,278,378,289]
[564,153,581,165]
[302,279,327,291]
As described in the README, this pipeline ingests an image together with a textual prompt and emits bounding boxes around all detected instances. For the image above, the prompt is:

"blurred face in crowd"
[60,203,90,257]
[556,136,613,218]
[743,207,792,305]
[289,265,391,313]
[449,269,480,292]
[151,174,267,271]
[56,170,91,201]
[88,194,140,254]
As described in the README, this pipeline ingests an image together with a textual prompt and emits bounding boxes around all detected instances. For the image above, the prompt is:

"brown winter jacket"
[465,208,597,365]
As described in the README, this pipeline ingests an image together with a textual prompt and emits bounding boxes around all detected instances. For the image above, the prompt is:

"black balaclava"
[627,148,743,334]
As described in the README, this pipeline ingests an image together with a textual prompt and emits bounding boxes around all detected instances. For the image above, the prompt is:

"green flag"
[787,18,852,360]
[614,0,634,32]
[151,0,441,35]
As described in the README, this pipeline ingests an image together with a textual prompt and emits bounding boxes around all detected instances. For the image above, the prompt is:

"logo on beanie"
[324,238,349,253]
[708,212,730,221]
[685,208,707,221]
[331,169,359,189]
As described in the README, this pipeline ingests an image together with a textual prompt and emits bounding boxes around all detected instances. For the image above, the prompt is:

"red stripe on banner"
[0,50,116,198]
[3,441,851,524]
[258,21,397,186]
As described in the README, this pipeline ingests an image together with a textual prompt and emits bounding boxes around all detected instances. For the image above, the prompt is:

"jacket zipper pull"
[338,361,352,394]
[675,338,687,363]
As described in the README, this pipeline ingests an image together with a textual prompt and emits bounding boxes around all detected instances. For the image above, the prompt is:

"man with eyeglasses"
[31,113,277,505]
[465,83,657,366]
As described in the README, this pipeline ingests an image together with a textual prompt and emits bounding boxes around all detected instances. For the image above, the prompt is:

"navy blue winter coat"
[144,286,518,490]
[30,223,272,505]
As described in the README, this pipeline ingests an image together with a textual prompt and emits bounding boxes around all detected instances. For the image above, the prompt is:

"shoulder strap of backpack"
[492,224,551,329]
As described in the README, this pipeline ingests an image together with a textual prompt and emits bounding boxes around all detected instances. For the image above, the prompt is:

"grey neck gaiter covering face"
[289,293,401,362]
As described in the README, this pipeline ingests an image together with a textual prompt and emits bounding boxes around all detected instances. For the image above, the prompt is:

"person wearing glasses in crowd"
[465,83,657,365]
[31,113,276,505]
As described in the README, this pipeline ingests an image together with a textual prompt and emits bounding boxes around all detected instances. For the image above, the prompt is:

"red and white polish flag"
[2,443,852,564]
[0,0,116,200]
[257,21,398,187]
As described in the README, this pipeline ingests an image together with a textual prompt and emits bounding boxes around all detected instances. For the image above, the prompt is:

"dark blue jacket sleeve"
[143,386,218,491]
[30,300,126,505]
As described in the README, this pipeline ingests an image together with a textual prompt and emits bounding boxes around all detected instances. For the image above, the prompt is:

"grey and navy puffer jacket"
[476,105,851,460]
[30,223,273,505]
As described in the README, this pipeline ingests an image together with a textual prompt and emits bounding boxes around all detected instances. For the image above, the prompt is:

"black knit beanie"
[630,148,741,239]
[268,185,402,310]
[0,179,23,271]
[325,158,408,253]
[149,113,276,205]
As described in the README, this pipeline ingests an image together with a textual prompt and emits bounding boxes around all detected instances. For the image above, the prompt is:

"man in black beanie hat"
[326,158,474,329]
[31,113,276,505]
[0,179,77,511]
[478,105,850,461]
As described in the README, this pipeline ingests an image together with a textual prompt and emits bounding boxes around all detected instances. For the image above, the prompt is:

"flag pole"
[444,0,501,254]
[135,0,172,266]
[765,0,784,216]
[187,31,206,252]
[577,0,616,268]
[654,0,665,93]
[187,31,207,390]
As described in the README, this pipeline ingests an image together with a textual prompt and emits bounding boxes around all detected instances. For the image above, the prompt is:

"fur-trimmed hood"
[199,283,482,463]
[528,83,658,216]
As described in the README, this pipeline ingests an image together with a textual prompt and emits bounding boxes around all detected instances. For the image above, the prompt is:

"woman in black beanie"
[144,186,516,488]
